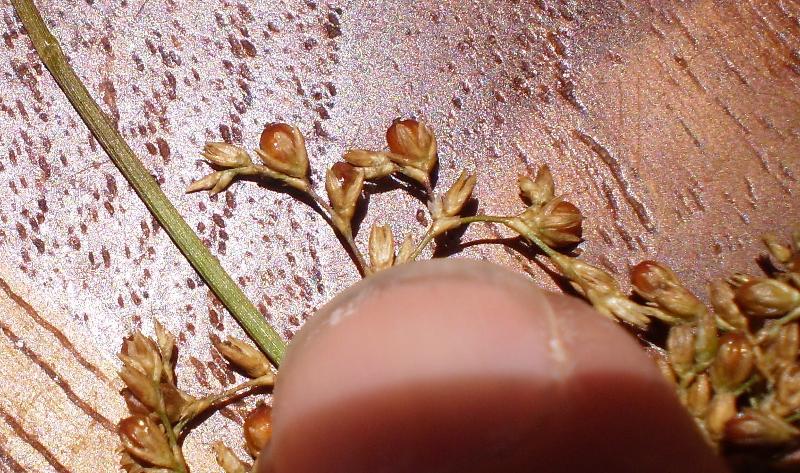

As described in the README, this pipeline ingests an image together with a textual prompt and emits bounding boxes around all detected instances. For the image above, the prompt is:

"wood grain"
[0,0,798,470]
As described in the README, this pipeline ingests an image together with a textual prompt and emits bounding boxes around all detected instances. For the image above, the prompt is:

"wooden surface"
[0,0,799,471]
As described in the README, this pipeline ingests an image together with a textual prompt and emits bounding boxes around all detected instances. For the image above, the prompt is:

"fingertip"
[262,259,726,473]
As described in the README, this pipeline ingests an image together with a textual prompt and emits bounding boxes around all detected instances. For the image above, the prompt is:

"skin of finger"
[260,259,727,473]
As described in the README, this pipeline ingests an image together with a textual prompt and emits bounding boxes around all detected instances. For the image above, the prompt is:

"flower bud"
[212,337,271,379]
[710,333,754,391]
[686,373,711,417]
[256,123,309,180]
[154,321,176,384]
[726,410,800,446]
[735,278,800,318]
[186,171,224,194]
[343,150,398,179]
[325,163,365,234]
[763,233,794,264]
[709,280,748,330]
[213,442,249,473]
[119,415,177,468]
[202,143,251,168]
[706,392,737,441]
[120,333,162,381]
[395,233,415,264]
[243,404,273,457]
[442,171,476,218]
[386,119,437,174]
[630,261,704,319]
[667,324,695,377]
[517,165,554,207]
[119,366,160,411]
[520,198,583,248]
[368,224,395,272]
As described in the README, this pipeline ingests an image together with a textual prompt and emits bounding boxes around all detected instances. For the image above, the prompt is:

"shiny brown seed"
[257,123,309,179]
[630,260,704,319]
[710,333,754,391]
[735,278,800,318]
[243,404,273,457]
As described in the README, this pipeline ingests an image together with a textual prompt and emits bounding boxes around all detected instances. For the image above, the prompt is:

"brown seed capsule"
[706,392,737,441]
[710,333,754,391]
[212,337,271,379]
[202,143,252,169]
[630,261,704,319]
[325,163,365,234]
[726,410,800,446]
[118,415,177,468]
[161,382,194,422]
[368,224,395,272]
[257,123,309,179]
[243,404,273,457]
[686,373,711,417]
[385,119,437,174]
[709,280,748,330]
[667,324,695,377]
[735,278,800,318]
[517,165,554,207]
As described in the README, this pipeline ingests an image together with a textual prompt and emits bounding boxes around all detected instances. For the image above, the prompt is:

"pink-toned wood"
[0,0,798,470]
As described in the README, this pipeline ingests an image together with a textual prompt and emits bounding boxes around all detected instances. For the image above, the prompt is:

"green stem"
[307,188,371,277]
[11,0,285,364]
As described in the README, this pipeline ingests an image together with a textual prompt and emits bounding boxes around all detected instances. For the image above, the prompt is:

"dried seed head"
[706,392,737,441]
[522,198,583,248]
[202,143,251,169]
[709,280,749,330]
[243,404,273,457]
[119,366,160,411]
[213,442,249,473]
[212,337,271,379]
[325,163,365,233]
[368,224,395,272]
[735,278,800,318]
[686,373,711,417]
[395,233,415,264]
[518,165,554,207]
[630,261,704,319]
[256,123,309,180]
[118,415,176,468]
[386,119,437,174]
[120,333,162,381]
[726,410,800,446]
[763,233,794,264]
[442,171,476,218]
[667,324,695,376]
[710,333,754,391]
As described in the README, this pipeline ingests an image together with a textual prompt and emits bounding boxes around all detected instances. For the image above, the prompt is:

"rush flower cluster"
[179,119,800,471]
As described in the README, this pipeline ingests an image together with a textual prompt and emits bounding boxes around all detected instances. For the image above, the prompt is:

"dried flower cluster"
[117,322,274,472]
[177,119,800,470]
